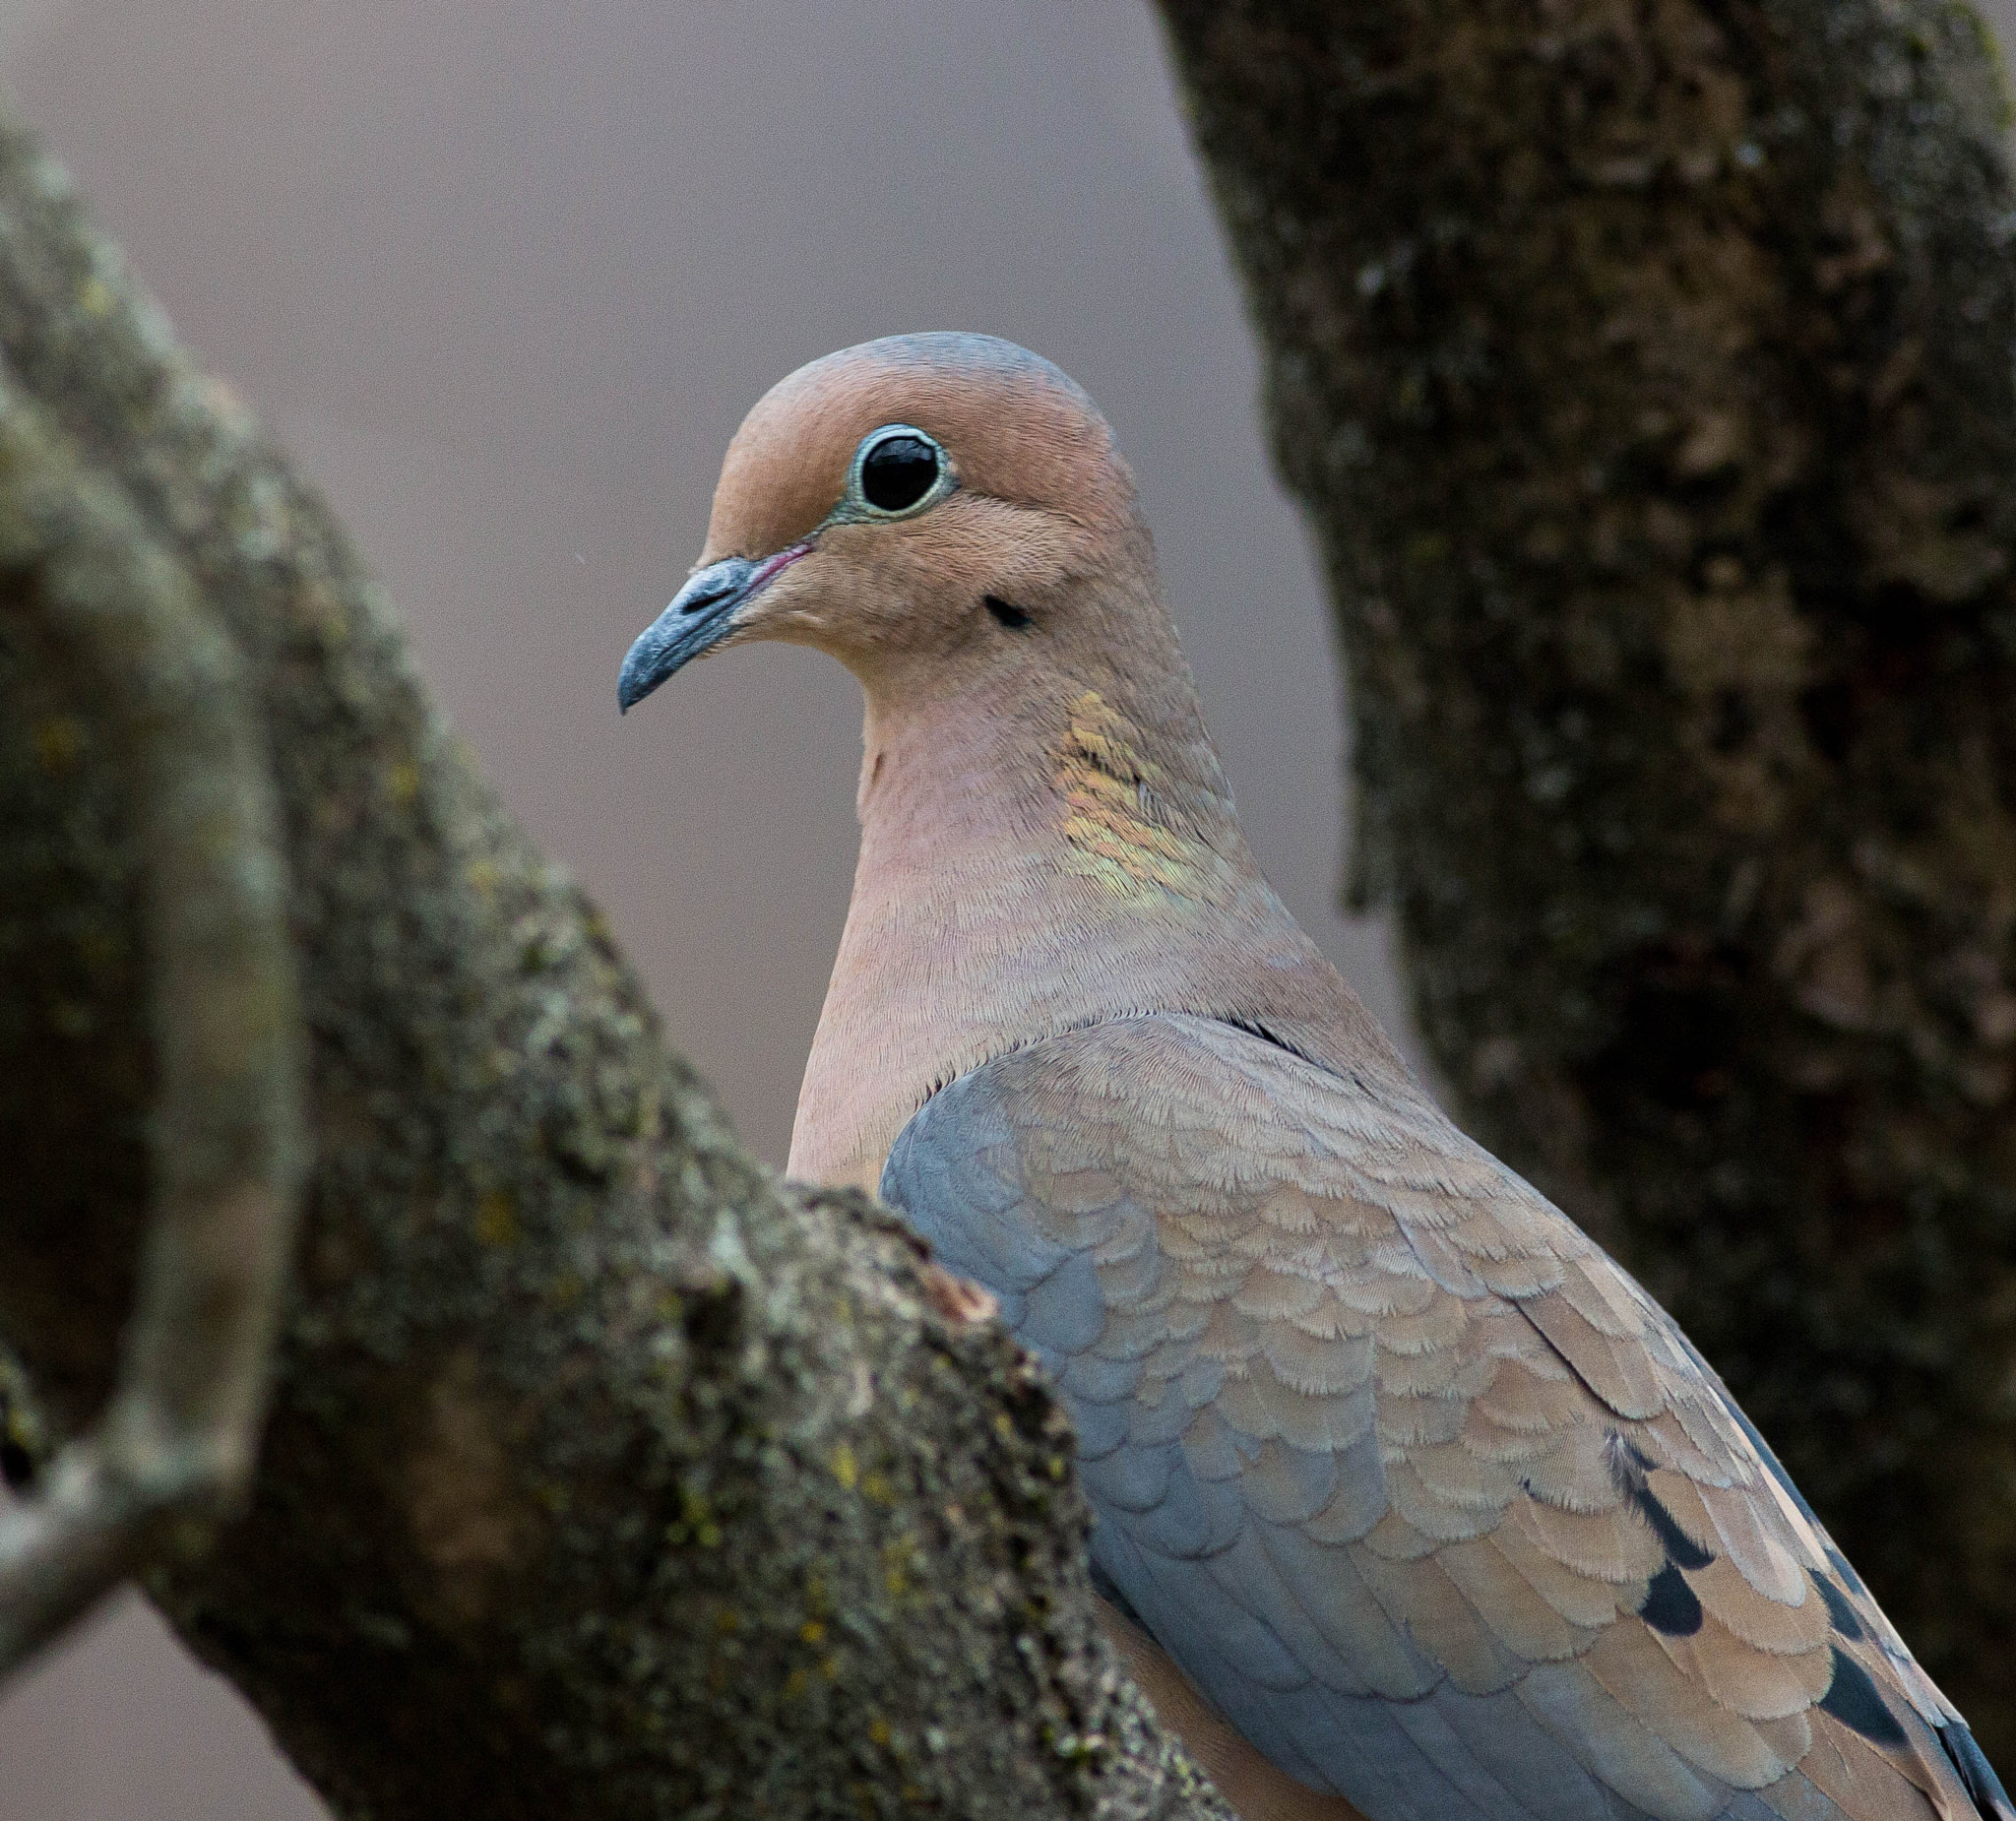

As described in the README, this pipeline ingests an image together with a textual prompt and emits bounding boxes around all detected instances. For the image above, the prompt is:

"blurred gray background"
[0,1,2007,1814]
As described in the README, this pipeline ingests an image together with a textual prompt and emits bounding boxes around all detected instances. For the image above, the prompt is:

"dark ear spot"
[984,596,1033,630]
[1818,1647,1908,1747]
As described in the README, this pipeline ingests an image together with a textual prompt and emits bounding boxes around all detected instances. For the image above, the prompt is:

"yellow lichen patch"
[473,1191,518,1248]
[32,716,82,775]
[881,1535,928,1604]
[1053,691,1210,900]
[669,1487,722,1548]
[677,1492,725,1548]
[830,1442,858,1489]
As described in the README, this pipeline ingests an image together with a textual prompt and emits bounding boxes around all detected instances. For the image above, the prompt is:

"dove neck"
[853,629,1244,878]
[787,621,1402,1192]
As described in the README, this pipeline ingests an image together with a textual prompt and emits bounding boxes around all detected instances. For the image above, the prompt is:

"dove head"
[621,335,1400,1188]
[618,334,1166,709]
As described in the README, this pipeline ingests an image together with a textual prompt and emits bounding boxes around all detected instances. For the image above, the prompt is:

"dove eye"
[850,425,951,518]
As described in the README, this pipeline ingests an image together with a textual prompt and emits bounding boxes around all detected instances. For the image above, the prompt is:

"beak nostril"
[680,585,725,617]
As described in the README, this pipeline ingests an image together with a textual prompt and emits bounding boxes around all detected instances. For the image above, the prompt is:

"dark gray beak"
[618,555,765,714]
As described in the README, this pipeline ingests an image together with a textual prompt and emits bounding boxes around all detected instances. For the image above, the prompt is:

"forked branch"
[0,379,306,1675]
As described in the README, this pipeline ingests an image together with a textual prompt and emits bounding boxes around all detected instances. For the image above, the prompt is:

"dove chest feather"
[787,678,1345,1191]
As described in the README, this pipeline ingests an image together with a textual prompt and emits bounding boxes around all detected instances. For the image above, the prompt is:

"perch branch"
[0,105,1227,1820]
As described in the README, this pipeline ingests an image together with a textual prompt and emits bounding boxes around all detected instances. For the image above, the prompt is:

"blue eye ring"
[845,423,956,520]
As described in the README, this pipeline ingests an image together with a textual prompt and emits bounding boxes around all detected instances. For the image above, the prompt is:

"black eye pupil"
[860,435,939,512]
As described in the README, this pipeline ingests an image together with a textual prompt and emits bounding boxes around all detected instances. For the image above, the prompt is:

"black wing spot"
[984,596,1033,630]
[1818,1646,1909,1748]
[1811,1570,1865,1641]
[1640,1562,1704,1636]
[1627,1478,1717,1572]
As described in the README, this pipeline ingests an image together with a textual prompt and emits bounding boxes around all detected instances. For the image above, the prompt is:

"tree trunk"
[0,109,1226,1821]
[1157,0,2016,1755]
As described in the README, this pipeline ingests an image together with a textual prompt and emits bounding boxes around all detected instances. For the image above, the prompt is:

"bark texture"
[0,301,306,1671]
[1157,0,2016,1755]
[0,111,1228,1821]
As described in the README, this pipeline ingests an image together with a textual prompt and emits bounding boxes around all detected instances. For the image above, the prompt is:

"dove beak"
[617,543,811,713]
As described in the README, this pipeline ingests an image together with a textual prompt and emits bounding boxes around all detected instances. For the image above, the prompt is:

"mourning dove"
[618,334,2013,1821]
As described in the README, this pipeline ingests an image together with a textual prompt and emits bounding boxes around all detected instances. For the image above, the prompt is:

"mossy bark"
[0,111,1228,1821]
[1159,0,2016,1754]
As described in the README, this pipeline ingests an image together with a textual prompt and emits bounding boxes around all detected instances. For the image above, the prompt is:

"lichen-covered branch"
[1157,0,2016,1753]
[0,109,1226,1820]
[0,364,305,1676]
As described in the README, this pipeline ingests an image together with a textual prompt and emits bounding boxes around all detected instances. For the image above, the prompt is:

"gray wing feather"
[879,1014,1986,1821]
[882,1024,1614,1821]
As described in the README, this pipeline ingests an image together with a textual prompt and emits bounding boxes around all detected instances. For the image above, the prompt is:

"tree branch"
[0,107,1227,1820]
[0,368,305,1673]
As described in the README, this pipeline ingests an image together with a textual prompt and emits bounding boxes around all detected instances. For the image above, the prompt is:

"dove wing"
[880,1014,2009,1821]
